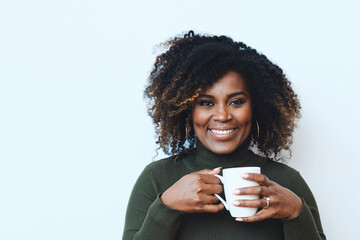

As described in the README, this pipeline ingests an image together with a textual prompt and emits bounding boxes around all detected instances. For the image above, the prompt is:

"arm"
[122,164,183,240]
[282,172,326,240]
[122,165,224,240]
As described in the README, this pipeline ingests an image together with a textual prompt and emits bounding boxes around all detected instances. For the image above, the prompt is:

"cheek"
[192,108,210,126]
[192,109,213,139]
[235,108,252,125]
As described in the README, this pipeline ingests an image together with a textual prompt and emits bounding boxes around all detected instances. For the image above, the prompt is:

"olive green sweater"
[123,143,326,240]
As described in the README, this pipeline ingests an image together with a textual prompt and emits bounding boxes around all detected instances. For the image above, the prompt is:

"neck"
[185,139,255,170]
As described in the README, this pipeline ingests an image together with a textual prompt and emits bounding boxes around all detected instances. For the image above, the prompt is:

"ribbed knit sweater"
[122,142,326,240]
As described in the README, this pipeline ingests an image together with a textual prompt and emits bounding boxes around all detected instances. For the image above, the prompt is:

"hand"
[231,173,303,222]
[160,168,224,213]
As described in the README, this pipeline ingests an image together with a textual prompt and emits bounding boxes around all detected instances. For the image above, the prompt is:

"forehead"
[202,71,249,95]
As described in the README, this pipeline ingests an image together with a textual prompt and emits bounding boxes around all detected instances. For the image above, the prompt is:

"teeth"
[210,129,235,135]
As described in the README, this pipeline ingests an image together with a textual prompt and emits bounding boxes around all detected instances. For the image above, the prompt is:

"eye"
[230,99,245,105]
[198,100,214,106]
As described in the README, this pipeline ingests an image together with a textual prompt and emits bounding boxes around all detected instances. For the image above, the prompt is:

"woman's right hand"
[160,167,224,213]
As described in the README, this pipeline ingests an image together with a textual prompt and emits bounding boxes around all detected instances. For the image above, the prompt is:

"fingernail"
[232,189,241,194]
[236,217,244,221]
[240,173,249,178]
[231,200,242,206]
[213,167,222,171]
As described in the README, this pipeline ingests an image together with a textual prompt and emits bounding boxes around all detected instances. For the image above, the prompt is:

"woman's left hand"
[232,173,303,222]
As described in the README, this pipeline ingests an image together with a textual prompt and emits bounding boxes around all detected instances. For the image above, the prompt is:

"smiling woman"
[122,31,326,240]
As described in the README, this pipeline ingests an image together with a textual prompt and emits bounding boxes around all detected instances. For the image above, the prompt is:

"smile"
[209,128,237,135]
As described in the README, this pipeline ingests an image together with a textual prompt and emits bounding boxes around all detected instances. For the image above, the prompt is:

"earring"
[185,117,192,139]
[256,120,260,138]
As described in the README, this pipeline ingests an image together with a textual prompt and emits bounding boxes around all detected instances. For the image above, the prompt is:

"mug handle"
[214,175,229,210]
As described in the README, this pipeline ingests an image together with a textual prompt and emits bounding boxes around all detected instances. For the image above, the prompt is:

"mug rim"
[222,166,260,173]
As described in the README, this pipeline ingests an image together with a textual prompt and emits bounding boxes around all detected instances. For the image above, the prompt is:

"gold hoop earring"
[256,120,260,138]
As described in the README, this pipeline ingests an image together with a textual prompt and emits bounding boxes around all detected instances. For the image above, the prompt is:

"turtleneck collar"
[182,138,258,171]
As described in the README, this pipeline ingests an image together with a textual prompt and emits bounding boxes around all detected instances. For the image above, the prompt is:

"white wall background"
[1,0,359,239]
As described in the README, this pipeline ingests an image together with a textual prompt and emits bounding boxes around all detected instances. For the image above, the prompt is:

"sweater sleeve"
[282,171,326,240]
[122,164,183,240]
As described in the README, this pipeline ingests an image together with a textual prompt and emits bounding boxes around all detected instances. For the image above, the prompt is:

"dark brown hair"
[145,31,301,161]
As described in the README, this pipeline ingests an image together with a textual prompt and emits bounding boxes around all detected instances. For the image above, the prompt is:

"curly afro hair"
[145,31,301,161]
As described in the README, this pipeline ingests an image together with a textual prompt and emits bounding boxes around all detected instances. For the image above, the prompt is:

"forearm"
[123,194,182,240]
[283,200,326,239]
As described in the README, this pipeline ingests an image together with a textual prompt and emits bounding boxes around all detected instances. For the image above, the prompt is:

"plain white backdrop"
[1,0,359,239]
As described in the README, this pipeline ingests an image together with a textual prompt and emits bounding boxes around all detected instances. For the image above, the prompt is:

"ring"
[264,197,270,209]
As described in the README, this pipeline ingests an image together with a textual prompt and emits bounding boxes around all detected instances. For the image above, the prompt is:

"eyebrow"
[198,91,248,99]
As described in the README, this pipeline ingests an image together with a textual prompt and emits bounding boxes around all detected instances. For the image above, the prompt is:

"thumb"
[198,167,222,175]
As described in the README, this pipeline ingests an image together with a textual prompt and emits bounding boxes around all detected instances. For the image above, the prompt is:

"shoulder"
[145,151,195,172]
[261,158,302,188]
[144,156,186,174]
[139,155,191,191]
[264,159,299,174]
[250,152,299,175]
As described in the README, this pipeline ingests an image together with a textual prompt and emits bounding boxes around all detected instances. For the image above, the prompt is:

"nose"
[212,104,232,122]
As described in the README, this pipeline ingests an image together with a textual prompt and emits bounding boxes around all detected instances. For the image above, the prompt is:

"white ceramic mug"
[215,167,261,218]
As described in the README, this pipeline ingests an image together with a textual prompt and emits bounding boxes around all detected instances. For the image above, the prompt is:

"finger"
[235,210,273,222]
[193,194,220,205]
[201,183,223,194]
[231,199,264,208]
[204,194,222,204]
[240,173,271,186]
[200,203,225,213]
[198,167,221,175]
[232,186,271,196]
[191,192,220,205]
[209,167,222,174]
[200,174,221,184]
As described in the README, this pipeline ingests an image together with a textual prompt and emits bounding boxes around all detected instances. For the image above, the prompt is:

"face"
[192,71,252,154]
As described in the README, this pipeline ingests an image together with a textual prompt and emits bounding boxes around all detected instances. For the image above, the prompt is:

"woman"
[122,31,326,240]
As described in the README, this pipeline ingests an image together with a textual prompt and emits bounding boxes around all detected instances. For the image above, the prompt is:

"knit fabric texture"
[123,142,326,240]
